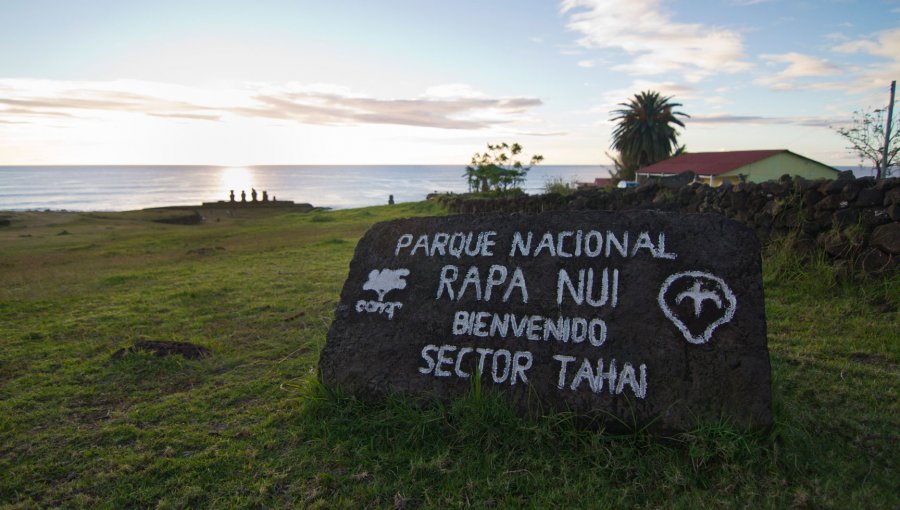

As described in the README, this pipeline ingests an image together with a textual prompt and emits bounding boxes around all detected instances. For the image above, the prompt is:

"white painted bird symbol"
[675,279,723,317]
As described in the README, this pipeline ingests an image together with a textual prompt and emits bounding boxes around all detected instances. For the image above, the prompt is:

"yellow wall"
[721,152,837,184]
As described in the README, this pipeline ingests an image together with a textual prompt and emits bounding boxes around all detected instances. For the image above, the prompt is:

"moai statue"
[262,190,269,202]
[251,188,258,202]
[388,194,395,205]
[241,190,247,203]
[229,190,235,202]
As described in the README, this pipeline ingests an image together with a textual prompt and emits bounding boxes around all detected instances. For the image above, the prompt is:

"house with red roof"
[636,150,838,187]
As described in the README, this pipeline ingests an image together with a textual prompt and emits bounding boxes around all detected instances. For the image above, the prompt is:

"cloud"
[705,96,732,106]
[0,105,73,117]
[0,79,543,131]
[237,90,541,130]
[560,0,751,82]
[833,27,900,59]
[558,47,585,56]
[691,113,836,128]
[422,84,487,99]
[755,52,841,90]
[824,31,850,42]
[831,27,900,93]
[594,80,697,114]
[760,53,840,78]
[149,112,222,121]
[520,130,569,137]
[0,80,223,121]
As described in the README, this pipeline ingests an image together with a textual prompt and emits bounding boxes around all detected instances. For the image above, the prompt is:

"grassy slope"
[0,204,897,509]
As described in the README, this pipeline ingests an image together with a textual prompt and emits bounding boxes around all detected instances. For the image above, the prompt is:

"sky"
[0,0,898,166]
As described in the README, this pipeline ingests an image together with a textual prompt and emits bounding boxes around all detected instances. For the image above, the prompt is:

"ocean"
[0,165,611,212]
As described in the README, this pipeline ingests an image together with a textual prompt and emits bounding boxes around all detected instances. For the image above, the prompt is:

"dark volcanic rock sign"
[319,210,771,432]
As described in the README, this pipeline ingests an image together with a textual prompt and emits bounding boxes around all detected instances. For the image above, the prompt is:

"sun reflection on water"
[217,166,255,200]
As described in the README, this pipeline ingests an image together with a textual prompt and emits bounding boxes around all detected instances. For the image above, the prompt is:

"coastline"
[0,164,607,212]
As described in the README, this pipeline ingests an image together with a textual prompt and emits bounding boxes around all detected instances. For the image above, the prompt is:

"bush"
[543,176,577,196]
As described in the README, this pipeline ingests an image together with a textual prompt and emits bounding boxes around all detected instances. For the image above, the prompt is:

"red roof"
[637,150,788,176]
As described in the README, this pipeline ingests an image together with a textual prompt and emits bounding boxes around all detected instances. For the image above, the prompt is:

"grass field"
[0,203,897,509]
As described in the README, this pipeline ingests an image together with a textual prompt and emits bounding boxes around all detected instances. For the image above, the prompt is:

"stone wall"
[429,174,900,275]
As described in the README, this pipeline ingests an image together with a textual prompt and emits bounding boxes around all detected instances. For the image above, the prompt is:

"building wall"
[722,152,838,184]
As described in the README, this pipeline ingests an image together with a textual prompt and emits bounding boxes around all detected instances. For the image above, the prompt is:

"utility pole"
[882,80,896,179]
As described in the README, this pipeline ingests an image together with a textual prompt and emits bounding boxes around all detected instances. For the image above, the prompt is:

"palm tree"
[610,91,689,173]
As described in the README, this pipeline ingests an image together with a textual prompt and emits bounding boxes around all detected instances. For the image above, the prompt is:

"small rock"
[801,220,823,236]
[859,247,894,275]
[875,177,900,192]
[824,179,846,195]
[837,170,855,180]
[818,230,848,257]
[781,210,800,229]
[802,188,823,208]
[187,246,226,256]
[858,176,877,187]
[832,208,859,229]
[871,222,900,254]
[840,179,864,201]
[657,171,695,189]
[887,203,900,222]
[791,235,818,255]
[112,340,211,359]
[854,188,884,208]
[860,209,892,228]
[885,186,900,206]
[815,194,844,211]
[794,176,823,193]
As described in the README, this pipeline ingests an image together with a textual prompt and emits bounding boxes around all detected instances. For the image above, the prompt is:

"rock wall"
[430,174,900,275]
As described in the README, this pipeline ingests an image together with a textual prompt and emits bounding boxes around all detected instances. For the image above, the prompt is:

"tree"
[834,106,898,179]
[605,149,640,183]
[609,90,689,181]
[464,143,543,193]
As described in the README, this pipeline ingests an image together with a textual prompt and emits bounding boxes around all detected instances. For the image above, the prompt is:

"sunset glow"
[217,166,255,199]
[0,1,897,166]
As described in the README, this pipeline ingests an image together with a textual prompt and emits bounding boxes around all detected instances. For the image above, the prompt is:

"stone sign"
[319,210,771,432]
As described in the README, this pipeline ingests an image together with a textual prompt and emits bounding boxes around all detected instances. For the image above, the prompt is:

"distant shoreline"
[0,164,880,213]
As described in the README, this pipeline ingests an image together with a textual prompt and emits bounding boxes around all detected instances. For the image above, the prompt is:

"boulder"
[320,210,772,433]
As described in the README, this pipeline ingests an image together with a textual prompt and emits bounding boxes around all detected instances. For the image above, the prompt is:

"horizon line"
[0,162,615,167]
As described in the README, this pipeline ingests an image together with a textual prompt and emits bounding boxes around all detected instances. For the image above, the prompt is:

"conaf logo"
[363,268,410,301]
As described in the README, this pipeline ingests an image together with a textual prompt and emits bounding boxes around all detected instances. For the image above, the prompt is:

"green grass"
[1,204,897,509]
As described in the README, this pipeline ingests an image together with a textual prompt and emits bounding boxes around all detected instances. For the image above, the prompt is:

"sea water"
[0,165,610,211]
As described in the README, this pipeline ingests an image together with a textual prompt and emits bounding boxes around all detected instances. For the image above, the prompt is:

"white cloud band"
[0,79,543,131]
